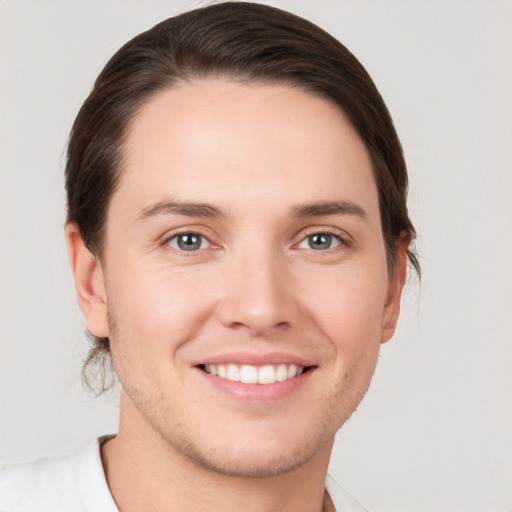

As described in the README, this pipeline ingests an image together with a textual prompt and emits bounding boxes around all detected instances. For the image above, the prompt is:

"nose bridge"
[217,240,297,334]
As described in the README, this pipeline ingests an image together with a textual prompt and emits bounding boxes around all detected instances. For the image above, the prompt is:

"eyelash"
[163,228,351,254]
[164,231,215,254]
[297,229,348,250]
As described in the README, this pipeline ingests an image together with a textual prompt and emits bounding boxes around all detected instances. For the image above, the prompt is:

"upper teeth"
[204,364,304,384]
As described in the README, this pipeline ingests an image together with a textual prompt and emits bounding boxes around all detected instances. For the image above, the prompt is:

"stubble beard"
[106,303,373,480]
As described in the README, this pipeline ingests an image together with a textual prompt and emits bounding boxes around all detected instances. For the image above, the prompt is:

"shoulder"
[0,451,84,512]
[0,436,117,512]
[325,475,368,512]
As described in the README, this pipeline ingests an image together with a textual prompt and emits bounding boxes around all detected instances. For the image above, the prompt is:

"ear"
[381,234,409,344]
[65,223,109,338]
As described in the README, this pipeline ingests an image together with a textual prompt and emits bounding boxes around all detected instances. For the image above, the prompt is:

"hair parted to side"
[65,1,419,395]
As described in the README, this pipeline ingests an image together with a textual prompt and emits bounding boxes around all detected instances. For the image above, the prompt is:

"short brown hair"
[65,1,419,394]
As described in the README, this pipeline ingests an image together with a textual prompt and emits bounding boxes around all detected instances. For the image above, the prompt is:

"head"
[66,1,418,477]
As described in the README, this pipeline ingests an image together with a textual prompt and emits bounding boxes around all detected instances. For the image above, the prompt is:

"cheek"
[301,265,389,353]
[106,261,218,353]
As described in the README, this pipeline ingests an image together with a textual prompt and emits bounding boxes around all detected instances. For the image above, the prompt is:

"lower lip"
[196,367,313,402]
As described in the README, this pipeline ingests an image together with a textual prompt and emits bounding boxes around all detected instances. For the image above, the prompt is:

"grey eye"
[309,233,332,250]
[298,233,341,251]
[167,233,207,251]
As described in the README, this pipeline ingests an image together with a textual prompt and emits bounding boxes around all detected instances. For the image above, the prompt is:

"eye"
[297,232,342,251]
[166,232,209,251]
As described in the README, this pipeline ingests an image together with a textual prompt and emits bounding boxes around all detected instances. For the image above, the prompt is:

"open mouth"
[198,363,313,385]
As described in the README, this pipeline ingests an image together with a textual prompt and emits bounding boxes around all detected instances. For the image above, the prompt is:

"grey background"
[1,1,511,511]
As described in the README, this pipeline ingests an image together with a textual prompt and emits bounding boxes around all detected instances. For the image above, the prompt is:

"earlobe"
[65,223,109,338]
[381,236,409,344]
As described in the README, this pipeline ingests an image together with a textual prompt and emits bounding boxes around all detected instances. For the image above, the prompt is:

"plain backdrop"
[1,1,511,511]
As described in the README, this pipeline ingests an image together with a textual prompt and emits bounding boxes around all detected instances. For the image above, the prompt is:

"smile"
[202,363,306,384]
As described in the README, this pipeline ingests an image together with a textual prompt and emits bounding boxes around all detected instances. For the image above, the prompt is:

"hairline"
[87,73,395,264]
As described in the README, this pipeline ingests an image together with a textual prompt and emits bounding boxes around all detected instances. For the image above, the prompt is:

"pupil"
[310,234,331,250]
[178,234,201,251]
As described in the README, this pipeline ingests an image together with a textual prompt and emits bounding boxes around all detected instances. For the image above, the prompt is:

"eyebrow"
[291,201,367,220]
[136,199,367,222]
[136,200,225,222]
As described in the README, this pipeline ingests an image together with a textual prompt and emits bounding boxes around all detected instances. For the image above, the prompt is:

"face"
[77,80,405,478]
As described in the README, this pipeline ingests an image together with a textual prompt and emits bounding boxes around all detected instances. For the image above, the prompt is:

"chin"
[169,432,328,479]
[148,404,342,480]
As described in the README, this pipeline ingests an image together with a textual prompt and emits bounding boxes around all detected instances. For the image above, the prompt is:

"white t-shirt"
[0,437,367,511]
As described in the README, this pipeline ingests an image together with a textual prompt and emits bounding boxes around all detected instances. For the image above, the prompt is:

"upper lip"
[193,351,315,368]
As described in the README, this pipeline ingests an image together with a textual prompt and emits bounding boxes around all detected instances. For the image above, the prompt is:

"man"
[0,2,418,511]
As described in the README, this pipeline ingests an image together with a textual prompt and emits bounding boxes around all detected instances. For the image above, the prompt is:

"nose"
[216,247,299,336]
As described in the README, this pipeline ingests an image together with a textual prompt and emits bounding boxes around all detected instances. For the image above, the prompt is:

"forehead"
[113,79,378,221]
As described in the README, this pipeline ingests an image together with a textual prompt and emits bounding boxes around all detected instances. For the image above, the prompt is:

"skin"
[67,80,407,512]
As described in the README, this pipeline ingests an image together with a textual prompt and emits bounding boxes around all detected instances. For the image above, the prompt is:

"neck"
[101,395,334,512]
